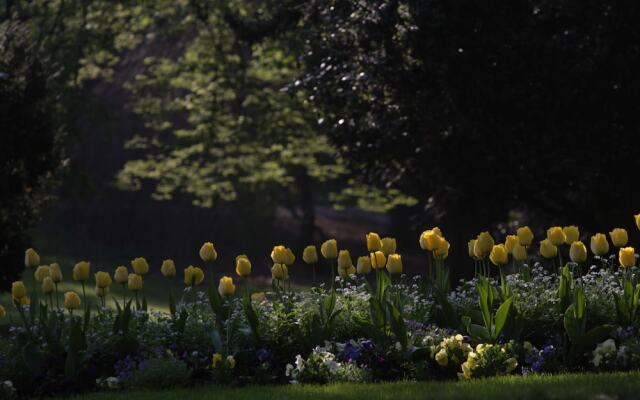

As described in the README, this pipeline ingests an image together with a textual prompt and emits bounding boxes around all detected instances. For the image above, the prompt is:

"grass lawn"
[67,372,640,400]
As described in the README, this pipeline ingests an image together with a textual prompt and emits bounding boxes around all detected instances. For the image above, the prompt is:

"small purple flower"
[342,343,361,362]
[361,340,375,351]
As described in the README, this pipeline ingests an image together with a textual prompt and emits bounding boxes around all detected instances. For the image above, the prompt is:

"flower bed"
[1,218,640,398]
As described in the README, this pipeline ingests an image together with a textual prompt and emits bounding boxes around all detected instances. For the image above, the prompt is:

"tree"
[299,0,640,273]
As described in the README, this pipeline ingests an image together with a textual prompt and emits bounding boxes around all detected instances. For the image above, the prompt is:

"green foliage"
[128,357,191,390]
[613,275,640,327]
[462,277,513,343]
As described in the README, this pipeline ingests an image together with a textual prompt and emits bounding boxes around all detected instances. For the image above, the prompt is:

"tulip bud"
[320,239,338,259]
[356,256,371,274]
[473,240,484,259]
[271,245,288,264]
[42,277,54,294]
[476,232,495,256]
[64,291,81,311]
[609,228,629,247]
[283,248,295,266]
[24,248,40,268]
[380,237,396,255]
[49,263,63,283]
[218,276,236,297]
[199,242,218,262]
[386,254,403,275]
[635,213,640,231]
[95,286,110,298]
[302,245,318,264]
[161,259,176,278]
[131,257,149,275]
[434,239,450,259]
[34,265,50,283]
[504,235,519,254]
[420,229,443,251]
[128,273,144,291]
[516,226,534,246]
[271,263,287,280]
[468,239,478,260]
[95,271,112,288]
[338,265,355,278]
[183,266,204,287]
[569,241,588,263]
[235,255,251,277]
[512,244,527,261]
[11,281,26,300]
[212,353,223,368]
[73,261,91,282]
[489,244,508,266]
[546,227,566,246]
[337,250,353,269]
[539,239,558,259]
[366,232,382,252]
[563,226,580,244]
[619,247,636,268]
[370,251,386,269]
[0,304,5,318]
[114,266,129,284]
[590,233,610,256]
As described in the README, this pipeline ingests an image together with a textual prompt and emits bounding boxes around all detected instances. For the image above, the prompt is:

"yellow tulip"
[489,244,508,266]
[546,227,566,246]
[199,242,218,262]
[635,213,640,231]
[95,271,112,288]
[386,254,403,275]
[49,263,63,283]
[218,276,236,297]
[12,281,26,300]
[24,248,40,268]
[338,250,353,269]
[271,263,288,280]
[516,226,534,246]
[72,261,90,281]
[476,232,495,256]
[42,277,54,294]
[380,237,397,255]
[17,296,31,307]
[569,241,588,263]
[356,256,371,274]
[434,239,450,259]
[366,232,382,252]
[161,259,176,278]
[271,245,287,264]
[283,248,295,266]
[34,265,50,283]
[504,235,518,254]
[468,239,478,260]
[539,239,558,259]
[338,265,356,278]
[212,353,223,368]
[127,273,144,291]
[590,233,610,256]
[64,291,81,311]
[619,247,636,268]
[302,245,318,264]
[512,244,527,261]
[473,240,484,259]
[0,304,5,318]
[563,226,580,244]
[609,228,629,247]
[235,255,252,277]
[95,286,110,298]
[420,229,443,251]
[131,257,149,275]
[114,266,129,284]
[320,239,338,259]
[370,251,386,269]
[183,266,204,287]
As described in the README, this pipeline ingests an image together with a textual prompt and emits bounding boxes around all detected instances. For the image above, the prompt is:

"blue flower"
[342,343,361,362]
[361,340,374,351]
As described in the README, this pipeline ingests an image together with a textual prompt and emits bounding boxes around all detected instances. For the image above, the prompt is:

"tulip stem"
[81,281,87,312]
[312,263,317,287]
[331,260,336,291]
[54,283,60,310]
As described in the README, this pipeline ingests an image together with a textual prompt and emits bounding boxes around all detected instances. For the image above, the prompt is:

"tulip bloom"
[380,237,397,255]
[366,232,382,252]
[321,239,338,259]
[546,227,566,246]
[539,239,558,259]
[516,226,534,246]
[34,265,50,283]
[619,247,636,268]
[114,266,129,284]
[302,245,318,264]
[64,291,81,311]
[569,241,588,264]
[218,276,236,297]
[199,242,218,262]
[609,228,629,247]
[161,259,177,278]
[504,235,518,254]
[420,229,443,251]
[131,257,149,275]
[72,261,91,282]
[563,226,580,244]
[356,256,371,274]
[489,244,508,266]
[590,233,610,256]
[512,244,527,261]
[235,255,251,277]
[386,254,403,275]
[24,248,40,268]
[183,266,204,287]
[476,232,495,256]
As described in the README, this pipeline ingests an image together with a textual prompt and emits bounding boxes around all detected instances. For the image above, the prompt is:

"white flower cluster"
[592,339,627,369]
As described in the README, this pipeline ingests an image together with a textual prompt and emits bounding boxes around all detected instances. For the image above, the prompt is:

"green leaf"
[169,290,176,315]
[388,301,407,350]
[466,323,492,342]
[494,297,513,340]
